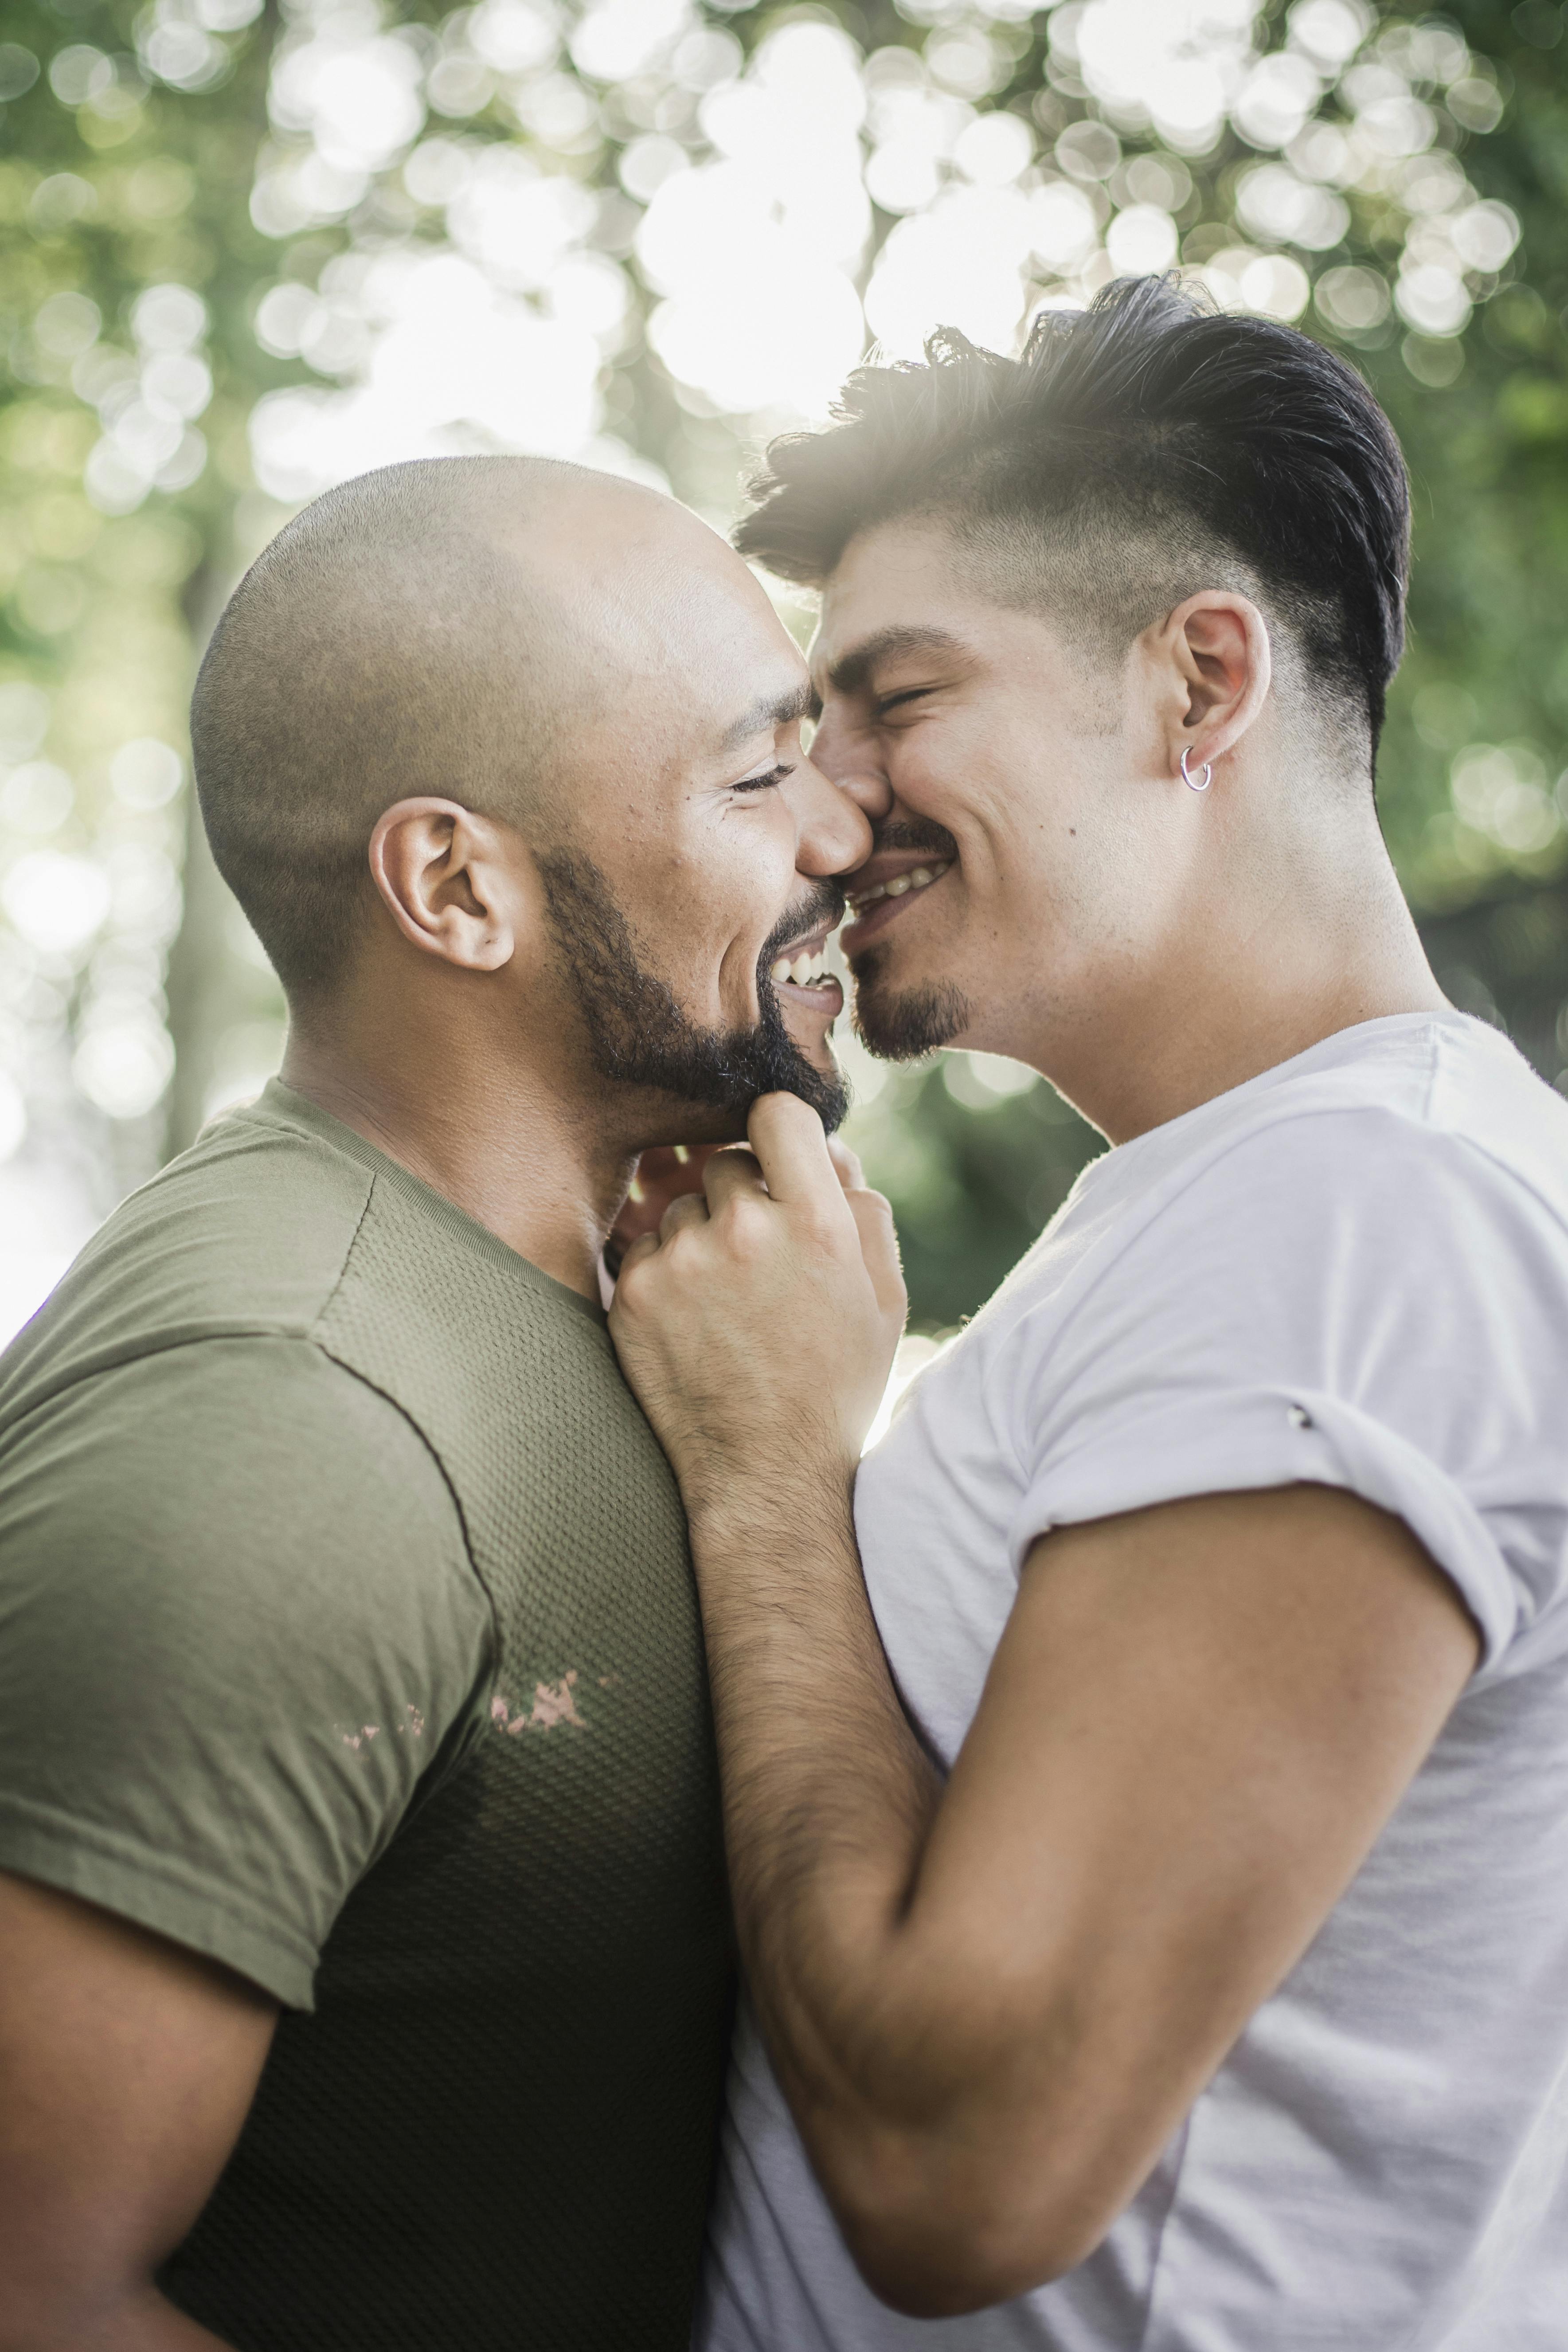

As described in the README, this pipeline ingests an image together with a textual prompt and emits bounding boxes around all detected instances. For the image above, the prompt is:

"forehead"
[811,518,1080,700]
[812,521,992,684]
[565,525,810,749]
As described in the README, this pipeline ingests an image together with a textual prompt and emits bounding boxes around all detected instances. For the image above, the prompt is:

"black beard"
[536,847,850,1134]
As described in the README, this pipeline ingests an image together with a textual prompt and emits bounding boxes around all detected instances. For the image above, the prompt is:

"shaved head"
[193,455,686,997]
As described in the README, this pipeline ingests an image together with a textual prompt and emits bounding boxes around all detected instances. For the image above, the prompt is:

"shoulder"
[993,1018,1568,1406]
[0,1331,493,2008]
[0,1096,379,1421]
[1138,1017,1568,1291]
[0,1330,481,1625]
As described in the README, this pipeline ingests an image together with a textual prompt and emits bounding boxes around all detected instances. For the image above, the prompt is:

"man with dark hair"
[0,455,869,2349]
[608,278,1568,2348]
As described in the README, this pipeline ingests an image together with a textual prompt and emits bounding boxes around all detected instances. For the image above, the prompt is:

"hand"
[609,1095,906,1522]
[605,1146,723,1275]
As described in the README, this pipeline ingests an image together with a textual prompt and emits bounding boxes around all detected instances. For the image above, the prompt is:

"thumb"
[745,1092,841,1214]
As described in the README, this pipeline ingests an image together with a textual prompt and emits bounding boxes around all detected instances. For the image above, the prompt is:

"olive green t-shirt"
[0,1082,731,2350]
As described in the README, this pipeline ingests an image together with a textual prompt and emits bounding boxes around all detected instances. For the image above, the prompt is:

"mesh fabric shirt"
[0,1080,732,2350]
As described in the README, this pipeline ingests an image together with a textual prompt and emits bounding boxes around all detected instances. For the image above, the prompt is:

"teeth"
[848,858,950,915]
[769,947,843,990]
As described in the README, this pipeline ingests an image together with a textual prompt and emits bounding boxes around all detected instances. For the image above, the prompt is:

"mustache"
[862,817,960,865]
[759,880,847,968]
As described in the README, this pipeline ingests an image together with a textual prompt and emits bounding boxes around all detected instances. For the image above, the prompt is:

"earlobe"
[1162,591,1273,788]
[368,798,517,974]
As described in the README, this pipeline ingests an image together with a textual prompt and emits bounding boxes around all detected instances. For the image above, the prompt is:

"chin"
[852,967,974,1064]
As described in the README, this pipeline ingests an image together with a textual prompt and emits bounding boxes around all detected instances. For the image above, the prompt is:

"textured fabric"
[0,1082,731,2350]
[700,1013,1568,2352]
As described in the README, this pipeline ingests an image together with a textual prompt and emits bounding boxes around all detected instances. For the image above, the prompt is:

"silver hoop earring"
[1180,746,1213,794]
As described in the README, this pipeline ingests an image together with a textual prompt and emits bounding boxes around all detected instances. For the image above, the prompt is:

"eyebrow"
[719,679,814,754]
[824,625,971,700]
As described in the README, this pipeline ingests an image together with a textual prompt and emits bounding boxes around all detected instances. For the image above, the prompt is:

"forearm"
[687,1479,1081,2314]
[688,1476,943,2110]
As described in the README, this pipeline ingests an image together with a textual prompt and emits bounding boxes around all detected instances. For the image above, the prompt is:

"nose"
[807,706,893,834]
[794,754,875,879]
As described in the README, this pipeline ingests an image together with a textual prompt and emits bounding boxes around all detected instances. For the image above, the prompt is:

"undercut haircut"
[192,455,588,999]
[736,275,1411,768]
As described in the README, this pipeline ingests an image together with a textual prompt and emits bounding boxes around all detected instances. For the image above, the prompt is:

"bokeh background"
[1,0,1565,1340]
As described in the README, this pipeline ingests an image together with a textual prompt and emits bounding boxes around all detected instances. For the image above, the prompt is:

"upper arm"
[877,1483,1477,2302]
[0,1336,491,2008]
[0,1871,276,2340]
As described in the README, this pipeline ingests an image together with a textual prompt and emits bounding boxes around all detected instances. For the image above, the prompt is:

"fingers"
[700,1146,766,1215]
[745,1092,844,1213]
[659,1190,711,1243]
[845,1186,906,1323]
[616,1231,661,1279]
[827,1135,867,1194]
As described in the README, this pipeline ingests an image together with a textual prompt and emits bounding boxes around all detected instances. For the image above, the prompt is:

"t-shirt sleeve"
[0,1334,494,2008]
[1001,1109,1568,1673]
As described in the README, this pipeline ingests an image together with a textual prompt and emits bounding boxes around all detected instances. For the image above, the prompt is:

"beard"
[845,817,974,1062]
[536,846,850,1135]
[852,960,972,1061]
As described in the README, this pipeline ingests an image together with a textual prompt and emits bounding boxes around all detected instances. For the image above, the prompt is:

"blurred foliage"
[0,0,1565,1331]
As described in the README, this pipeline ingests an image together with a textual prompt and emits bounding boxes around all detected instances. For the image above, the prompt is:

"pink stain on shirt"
[490,1673,588,1735]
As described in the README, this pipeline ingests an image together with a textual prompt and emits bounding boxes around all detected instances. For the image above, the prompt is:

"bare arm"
[609,1097,1479,2317]
[0,1873,278,2352]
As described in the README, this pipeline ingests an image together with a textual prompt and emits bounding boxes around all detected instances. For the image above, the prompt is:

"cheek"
[657,814,799,1002]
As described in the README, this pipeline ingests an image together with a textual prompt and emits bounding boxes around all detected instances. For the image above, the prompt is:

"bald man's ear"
[368,799,517,974]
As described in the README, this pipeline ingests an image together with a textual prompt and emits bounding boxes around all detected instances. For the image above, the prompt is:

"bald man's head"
[192,455,671,997]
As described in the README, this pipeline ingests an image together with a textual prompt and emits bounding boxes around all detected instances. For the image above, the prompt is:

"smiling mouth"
[768,928,843,1010]
[838,856,952,956]
[846,859,950,916]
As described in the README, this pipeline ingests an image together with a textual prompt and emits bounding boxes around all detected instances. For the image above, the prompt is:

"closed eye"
[732,762,794,794]
[876,686,937,717]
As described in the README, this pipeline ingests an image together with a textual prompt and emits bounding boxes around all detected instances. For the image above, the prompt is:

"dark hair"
[736,275,1411,758]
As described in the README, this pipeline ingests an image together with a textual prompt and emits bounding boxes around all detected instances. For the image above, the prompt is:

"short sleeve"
[1002,1110,1568,1674]
[0,1334,494,2007]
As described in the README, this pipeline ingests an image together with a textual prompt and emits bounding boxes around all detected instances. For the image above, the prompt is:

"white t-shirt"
[697,1012,1568,2352]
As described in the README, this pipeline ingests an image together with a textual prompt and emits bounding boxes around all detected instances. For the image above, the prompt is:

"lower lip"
[774,976,844,1015]
[840,871,947,956]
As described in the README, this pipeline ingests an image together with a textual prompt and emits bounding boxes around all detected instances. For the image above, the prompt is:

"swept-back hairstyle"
[736,275,1411,761]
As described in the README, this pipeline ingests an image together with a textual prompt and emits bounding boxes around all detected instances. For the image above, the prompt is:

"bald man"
[0,458,868,2351]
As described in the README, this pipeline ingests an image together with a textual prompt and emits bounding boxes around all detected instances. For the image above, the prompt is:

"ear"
[1153,591,1273,783]
[368,798,517,973]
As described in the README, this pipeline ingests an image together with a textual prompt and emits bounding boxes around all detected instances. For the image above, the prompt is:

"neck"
[280,992,634,1303]
[1041,819,1449,1147]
